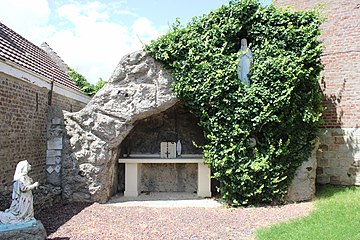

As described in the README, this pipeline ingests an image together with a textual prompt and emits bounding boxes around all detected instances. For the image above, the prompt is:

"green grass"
[256,185,360,240]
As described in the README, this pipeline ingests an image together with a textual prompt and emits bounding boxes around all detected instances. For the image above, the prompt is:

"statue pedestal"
[0,220,47,240]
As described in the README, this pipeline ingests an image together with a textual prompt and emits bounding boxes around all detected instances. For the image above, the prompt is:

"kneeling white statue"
[0,160,39,224]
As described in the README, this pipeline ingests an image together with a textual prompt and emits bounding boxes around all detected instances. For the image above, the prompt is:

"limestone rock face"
[63,51,177,202]
[286,142,318,202]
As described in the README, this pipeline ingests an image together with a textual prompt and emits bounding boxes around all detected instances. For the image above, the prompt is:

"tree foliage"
[145,0,323,206]
[67,67,106,96]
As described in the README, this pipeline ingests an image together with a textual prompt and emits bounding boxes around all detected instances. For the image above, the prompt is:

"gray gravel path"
[37,193,313,240]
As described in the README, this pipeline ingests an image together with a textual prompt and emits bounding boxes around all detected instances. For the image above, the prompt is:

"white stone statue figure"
[177,140,182,157]
[0,160,39,224]
[237,38,253,86]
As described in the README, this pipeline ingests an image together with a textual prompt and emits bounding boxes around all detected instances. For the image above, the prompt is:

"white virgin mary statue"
[0,160,39,224]
[237,38,253,86]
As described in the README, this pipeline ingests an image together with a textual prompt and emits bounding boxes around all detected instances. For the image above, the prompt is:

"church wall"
[52,91,87,114]
[0,74,48,194]
[0,72,88,210]
[274,0,360,186]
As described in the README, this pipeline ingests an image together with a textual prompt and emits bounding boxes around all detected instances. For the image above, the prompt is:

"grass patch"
[256,185,360,240]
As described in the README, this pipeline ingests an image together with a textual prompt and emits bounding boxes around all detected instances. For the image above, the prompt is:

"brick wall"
[0,72,87,209]
[274,0,360,185]
[273,0,360,128]
[0,74,48,191]
[52,91,86,113]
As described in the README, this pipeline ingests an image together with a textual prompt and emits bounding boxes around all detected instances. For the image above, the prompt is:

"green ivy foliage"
[145,0,323,206]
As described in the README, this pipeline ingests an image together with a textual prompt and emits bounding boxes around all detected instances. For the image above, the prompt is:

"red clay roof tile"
[0,21,81,91]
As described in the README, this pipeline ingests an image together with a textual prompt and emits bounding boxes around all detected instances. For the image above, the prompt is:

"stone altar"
[118,155,211,198]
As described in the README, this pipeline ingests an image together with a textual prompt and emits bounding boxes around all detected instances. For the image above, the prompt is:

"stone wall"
[0,74,48,196]
[317,128,360,185]
[274,0,360,186]
[274,0,360,128]
[286,142,318,202]
[0,72,87,210]
[46,107,64,187]
[52,92,86,113]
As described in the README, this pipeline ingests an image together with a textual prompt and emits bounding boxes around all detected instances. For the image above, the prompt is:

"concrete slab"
[107,192,222,208]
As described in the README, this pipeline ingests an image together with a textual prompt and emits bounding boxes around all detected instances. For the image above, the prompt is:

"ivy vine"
[145,0,323,206]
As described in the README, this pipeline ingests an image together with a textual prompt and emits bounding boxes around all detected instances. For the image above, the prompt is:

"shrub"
[145,0,323,206]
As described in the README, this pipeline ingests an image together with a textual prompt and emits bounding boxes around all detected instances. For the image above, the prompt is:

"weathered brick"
[331,129,345,137]
[330,175,341,185]
[0,73,86,195]
[348,166,359,175]
[329,159,340,168]
[316,167,323,175]
[323,151,336,160]
[275,0,360,129]
[301,14,360,184]
[318,144,329,151]
[316,175,329,184]
[339,158,354,167]
[317,157,329,167]
[334,137,346,144]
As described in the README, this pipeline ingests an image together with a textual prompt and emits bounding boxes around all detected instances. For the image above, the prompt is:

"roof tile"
[0,21,81,91]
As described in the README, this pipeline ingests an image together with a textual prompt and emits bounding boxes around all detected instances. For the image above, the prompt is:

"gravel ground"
[36,193,313,240]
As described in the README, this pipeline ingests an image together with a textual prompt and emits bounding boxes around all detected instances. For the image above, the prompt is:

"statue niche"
[237,38,253,86]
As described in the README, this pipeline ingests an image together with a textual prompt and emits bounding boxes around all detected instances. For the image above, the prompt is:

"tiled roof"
[40,42,69,73]
[0,21,80,91]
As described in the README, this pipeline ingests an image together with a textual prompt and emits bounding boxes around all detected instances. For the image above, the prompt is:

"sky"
[0,0,271,84]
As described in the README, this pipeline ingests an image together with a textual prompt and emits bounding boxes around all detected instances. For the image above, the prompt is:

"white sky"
[0,0,271,84]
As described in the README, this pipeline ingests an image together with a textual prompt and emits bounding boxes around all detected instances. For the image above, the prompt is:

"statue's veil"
[13,160,29,181]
